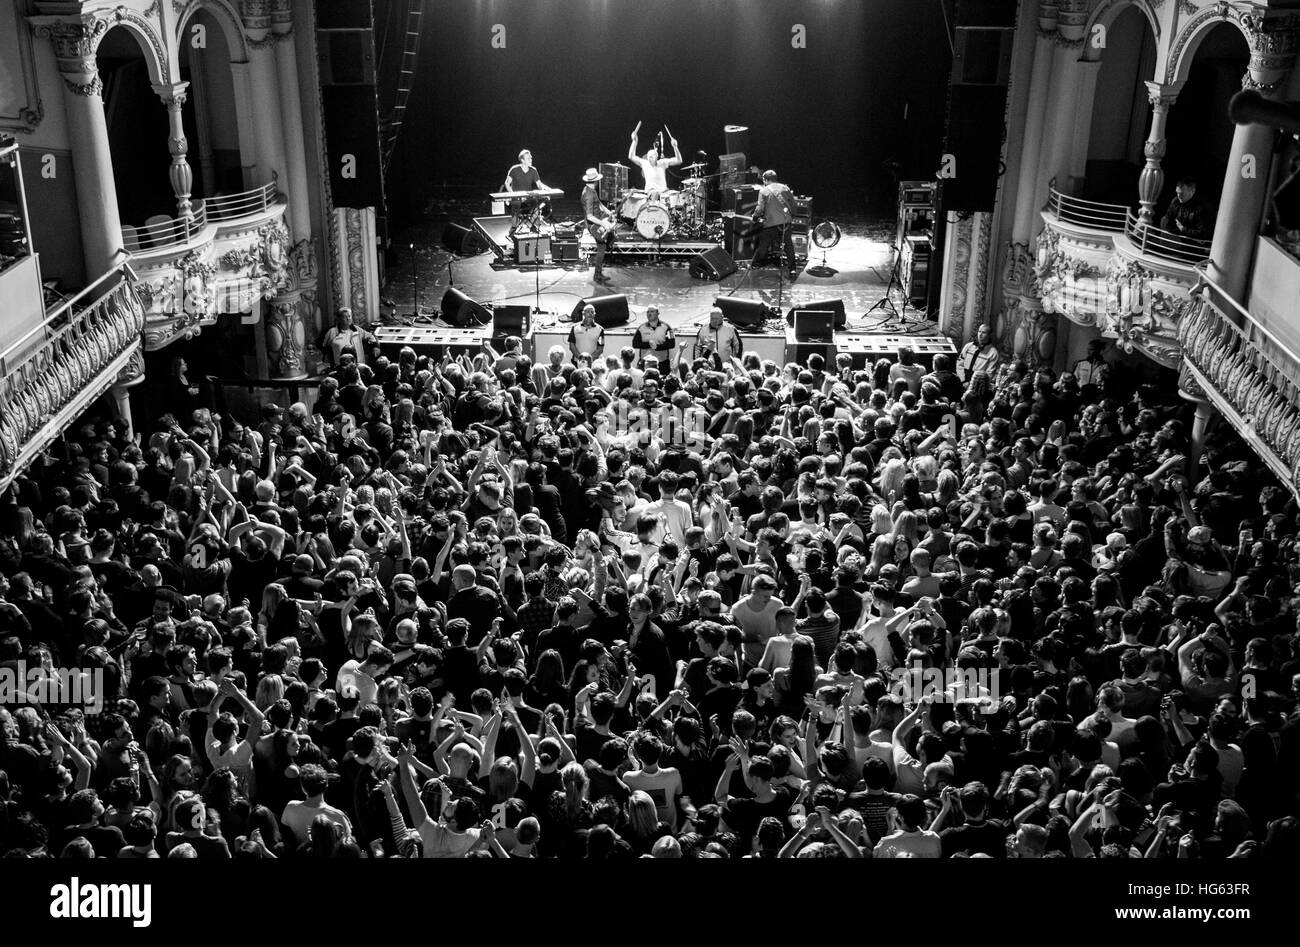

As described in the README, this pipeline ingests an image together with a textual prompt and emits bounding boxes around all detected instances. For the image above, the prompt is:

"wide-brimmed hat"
[582,167,602,183]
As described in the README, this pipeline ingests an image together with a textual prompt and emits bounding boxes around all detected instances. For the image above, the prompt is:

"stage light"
[807,221,841,277]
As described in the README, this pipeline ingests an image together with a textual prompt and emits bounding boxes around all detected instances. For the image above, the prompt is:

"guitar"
[588,211,618,241]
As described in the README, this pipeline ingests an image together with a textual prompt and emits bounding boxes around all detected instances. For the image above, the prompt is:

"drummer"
[628,123,683,200]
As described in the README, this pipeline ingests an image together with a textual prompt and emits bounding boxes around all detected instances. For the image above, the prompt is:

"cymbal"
[681,162,706,172]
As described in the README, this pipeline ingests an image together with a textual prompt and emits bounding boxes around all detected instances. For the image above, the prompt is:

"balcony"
[0,264,146,492]
[1037,190,1128,328]
[124,182,293,351]
[1178,274,1300,496]
[1037,187,1212,370]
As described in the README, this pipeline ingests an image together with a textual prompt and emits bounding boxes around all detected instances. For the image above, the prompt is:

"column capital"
[1054,0,1088,48]
[239,0,278,47]
[270,0,293,38]
[1239,10,1300,94]
[1144,80,1184,109]
[151,80,190,108]
[28,12,110,96]
[1036,0,1060,40]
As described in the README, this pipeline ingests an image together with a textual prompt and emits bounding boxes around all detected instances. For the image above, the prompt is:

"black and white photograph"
[1,0,1298,930]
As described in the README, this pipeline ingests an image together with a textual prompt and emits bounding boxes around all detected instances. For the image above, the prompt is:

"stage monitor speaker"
[689,247,739,281]
[440,287,491,327]
[570,294,630,327]
[793,310,836,342]
[492,305,529,340]
[786,298,847,329]
[442,223,486,255]
[322,85,384,209]
[940,84,1008,213]
[714,297,769,330]
[724,125,751,159]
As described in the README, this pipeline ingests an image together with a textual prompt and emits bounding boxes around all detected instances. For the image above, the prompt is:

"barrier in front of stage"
[527,325,786,368]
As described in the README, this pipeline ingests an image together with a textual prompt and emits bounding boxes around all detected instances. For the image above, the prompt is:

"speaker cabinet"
[689,247,739,281]
[714,297,769,329]
[443,223,486,255]
[440,287,491,327]
[786,299,847,329]
[492,305,529,342]
[570,294,630,327]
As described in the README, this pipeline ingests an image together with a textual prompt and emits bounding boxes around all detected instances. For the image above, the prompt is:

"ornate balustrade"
[126,182,291,351]
[1036,187,1205,369]
[1178,274,1300,495]
[0,263,145,492]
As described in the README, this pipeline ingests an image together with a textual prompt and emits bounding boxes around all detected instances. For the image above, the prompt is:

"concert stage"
[383,213,944,346]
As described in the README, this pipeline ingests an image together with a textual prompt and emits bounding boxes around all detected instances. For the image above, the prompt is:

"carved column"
[29,13,123,280]
[265,294,307,379]
[109,349,146,440]
[1207,13,1300,305]
[1138,82,1182,226]
[153,81,194,220]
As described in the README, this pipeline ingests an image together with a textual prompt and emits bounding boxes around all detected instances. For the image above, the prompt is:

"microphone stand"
[533,233,543,315]
[411,243,419,317]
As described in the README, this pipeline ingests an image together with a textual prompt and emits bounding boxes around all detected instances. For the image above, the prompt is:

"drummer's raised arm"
[665,127,683,168]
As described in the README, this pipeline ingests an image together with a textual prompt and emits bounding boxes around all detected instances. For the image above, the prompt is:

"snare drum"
[662,189,683,211]
[636,202,672,239]
[619,189,647,220]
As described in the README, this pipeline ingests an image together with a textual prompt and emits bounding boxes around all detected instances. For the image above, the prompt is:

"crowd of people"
[2,304,1299,860]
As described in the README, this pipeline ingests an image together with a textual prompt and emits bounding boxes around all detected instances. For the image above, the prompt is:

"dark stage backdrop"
[386,0,954,225]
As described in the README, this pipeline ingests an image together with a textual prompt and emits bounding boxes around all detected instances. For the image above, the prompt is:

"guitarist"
[581,167,616,284]
[754,170,798,279]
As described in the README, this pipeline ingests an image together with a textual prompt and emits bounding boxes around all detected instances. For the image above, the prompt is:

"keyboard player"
[503,149,552,233]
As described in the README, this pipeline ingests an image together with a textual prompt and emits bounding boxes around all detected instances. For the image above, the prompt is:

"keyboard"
[489,188,565,201]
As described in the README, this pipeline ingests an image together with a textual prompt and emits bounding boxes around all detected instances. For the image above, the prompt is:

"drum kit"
[614,161,710,240]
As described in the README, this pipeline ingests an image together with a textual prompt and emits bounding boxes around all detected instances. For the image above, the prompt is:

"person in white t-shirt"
[281,764,353,849]
[872,794,941,858]
[205,678,267,795]
[396,755,483,858]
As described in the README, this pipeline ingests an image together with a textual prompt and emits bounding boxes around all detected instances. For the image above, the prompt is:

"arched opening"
[178,7,244,198]
[1162,23,1249,221]
[1083,4,1158,204]
[98,25,172,226]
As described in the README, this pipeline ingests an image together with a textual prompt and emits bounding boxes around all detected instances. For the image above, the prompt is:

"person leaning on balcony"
[1159,178,1209,240]
[322,307,375,367]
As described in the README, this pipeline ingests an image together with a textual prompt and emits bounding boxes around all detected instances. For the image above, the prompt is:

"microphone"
[1229,90,1300,135]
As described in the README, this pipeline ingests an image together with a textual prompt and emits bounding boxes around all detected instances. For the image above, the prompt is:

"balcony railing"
[1124,211,1212,266]
[204,181,278,222]
[1044,188,1129,231]
[1179,274,1300,493]
[122,181,280,254]
[0,263,146,491]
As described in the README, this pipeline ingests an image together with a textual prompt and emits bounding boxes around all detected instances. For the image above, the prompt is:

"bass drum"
[619,189,647,221]
[636,202,673,239]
